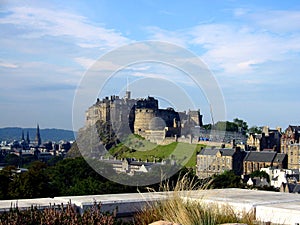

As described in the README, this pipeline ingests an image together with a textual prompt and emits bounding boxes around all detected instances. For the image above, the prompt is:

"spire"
[21,130,25,141]
[26,131,30,144]
[35,123,41,146]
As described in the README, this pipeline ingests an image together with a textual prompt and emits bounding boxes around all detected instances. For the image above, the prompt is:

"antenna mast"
[210,104,215,126]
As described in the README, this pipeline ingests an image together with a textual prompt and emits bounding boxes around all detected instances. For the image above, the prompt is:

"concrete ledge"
[0,189,300,224]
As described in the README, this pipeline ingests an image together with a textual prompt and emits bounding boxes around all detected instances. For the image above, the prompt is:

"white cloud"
[146,9,300,76]
[188,23,300,74]
[248,10,300,33]
[74,57,97,69]
[0,6,130,49]
[0,60,18,68]
[146,26,188,47]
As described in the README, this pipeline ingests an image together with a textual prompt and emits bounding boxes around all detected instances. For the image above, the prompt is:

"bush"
[0,202,115,225]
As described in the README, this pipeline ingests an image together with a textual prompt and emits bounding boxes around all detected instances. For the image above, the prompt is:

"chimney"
[262,126,269,136]
[232,139,236,148]
[276,127,282,133]
[234,146,241,152]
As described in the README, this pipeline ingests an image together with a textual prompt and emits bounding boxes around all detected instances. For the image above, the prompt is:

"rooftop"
[1,189,299,224]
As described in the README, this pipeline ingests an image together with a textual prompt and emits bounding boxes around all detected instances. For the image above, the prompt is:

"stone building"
[85,91,136,134]
[85,92,203,142]
[282,125,300,145]
[282,143,300,169]
[243,151,287,175]
[196,146,245,179]
[281,125,300,169]
[134,96,182,138]
[246,126,282,152]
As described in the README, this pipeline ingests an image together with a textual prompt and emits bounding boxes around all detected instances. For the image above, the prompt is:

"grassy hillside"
[109,141,204,168]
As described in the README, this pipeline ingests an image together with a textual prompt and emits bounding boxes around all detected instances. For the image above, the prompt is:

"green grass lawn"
[109,141,205,168]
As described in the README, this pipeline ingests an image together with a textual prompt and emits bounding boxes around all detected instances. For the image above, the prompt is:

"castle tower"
[125,91,131,100]
[134,108,156,134]
[134,97,158,134]
[35,124,41,146]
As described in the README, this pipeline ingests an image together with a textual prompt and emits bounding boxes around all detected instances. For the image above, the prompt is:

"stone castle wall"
[134,108,156,134]
[86,93,204,142]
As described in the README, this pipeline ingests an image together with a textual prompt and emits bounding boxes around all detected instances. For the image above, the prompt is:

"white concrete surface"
[0,189,300,224]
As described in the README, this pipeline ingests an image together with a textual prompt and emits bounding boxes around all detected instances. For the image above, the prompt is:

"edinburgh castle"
[85,91,203,143]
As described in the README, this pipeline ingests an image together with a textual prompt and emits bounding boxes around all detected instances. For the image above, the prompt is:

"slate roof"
[199,148,219,156]
[221,149,235,156]
[199,148,235,156]
[289,125,300,132]
[284,183,300,193]
[244,151,276,162]
[273,153,287,163]
[292,184,300,193]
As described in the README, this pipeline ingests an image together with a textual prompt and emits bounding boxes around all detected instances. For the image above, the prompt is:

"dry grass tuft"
[134,174,255,225]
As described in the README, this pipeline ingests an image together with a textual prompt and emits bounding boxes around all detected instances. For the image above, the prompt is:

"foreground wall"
[0,189,299,224]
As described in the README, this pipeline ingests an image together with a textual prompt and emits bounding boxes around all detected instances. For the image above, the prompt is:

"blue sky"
[1,0,300,130]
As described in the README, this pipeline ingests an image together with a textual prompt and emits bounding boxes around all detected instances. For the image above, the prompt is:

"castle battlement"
[85,92,203,143]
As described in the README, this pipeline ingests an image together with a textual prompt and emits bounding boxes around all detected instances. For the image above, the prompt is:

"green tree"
[250,170,270,183]
[47,157,121,196]
[214,121,238,132]
[209,170,242,188]
[248,126,262,134]
[4,154,20,166]
[8,161,53,199]
[0,172,10,199]
[233,118,248,134]
[202,124,212,130]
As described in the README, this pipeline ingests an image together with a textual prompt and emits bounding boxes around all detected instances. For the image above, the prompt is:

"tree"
[0,172,10,199]
[202,124,212,130]
[250,170,270,183]
[248,126,262,134]
[4,154,20,167]
[209,170,242,188]
[233,118,248,134]
[8,161,54,199]
[214,121,238,132]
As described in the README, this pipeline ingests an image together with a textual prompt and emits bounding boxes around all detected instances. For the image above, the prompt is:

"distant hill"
[0,127,76,142]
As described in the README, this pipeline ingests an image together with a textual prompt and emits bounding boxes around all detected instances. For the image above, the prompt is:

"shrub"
[0,202,115,225]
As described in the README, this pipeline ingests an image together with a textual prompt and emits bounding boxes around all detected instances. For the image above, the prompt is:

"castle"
[85,91,203,143]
